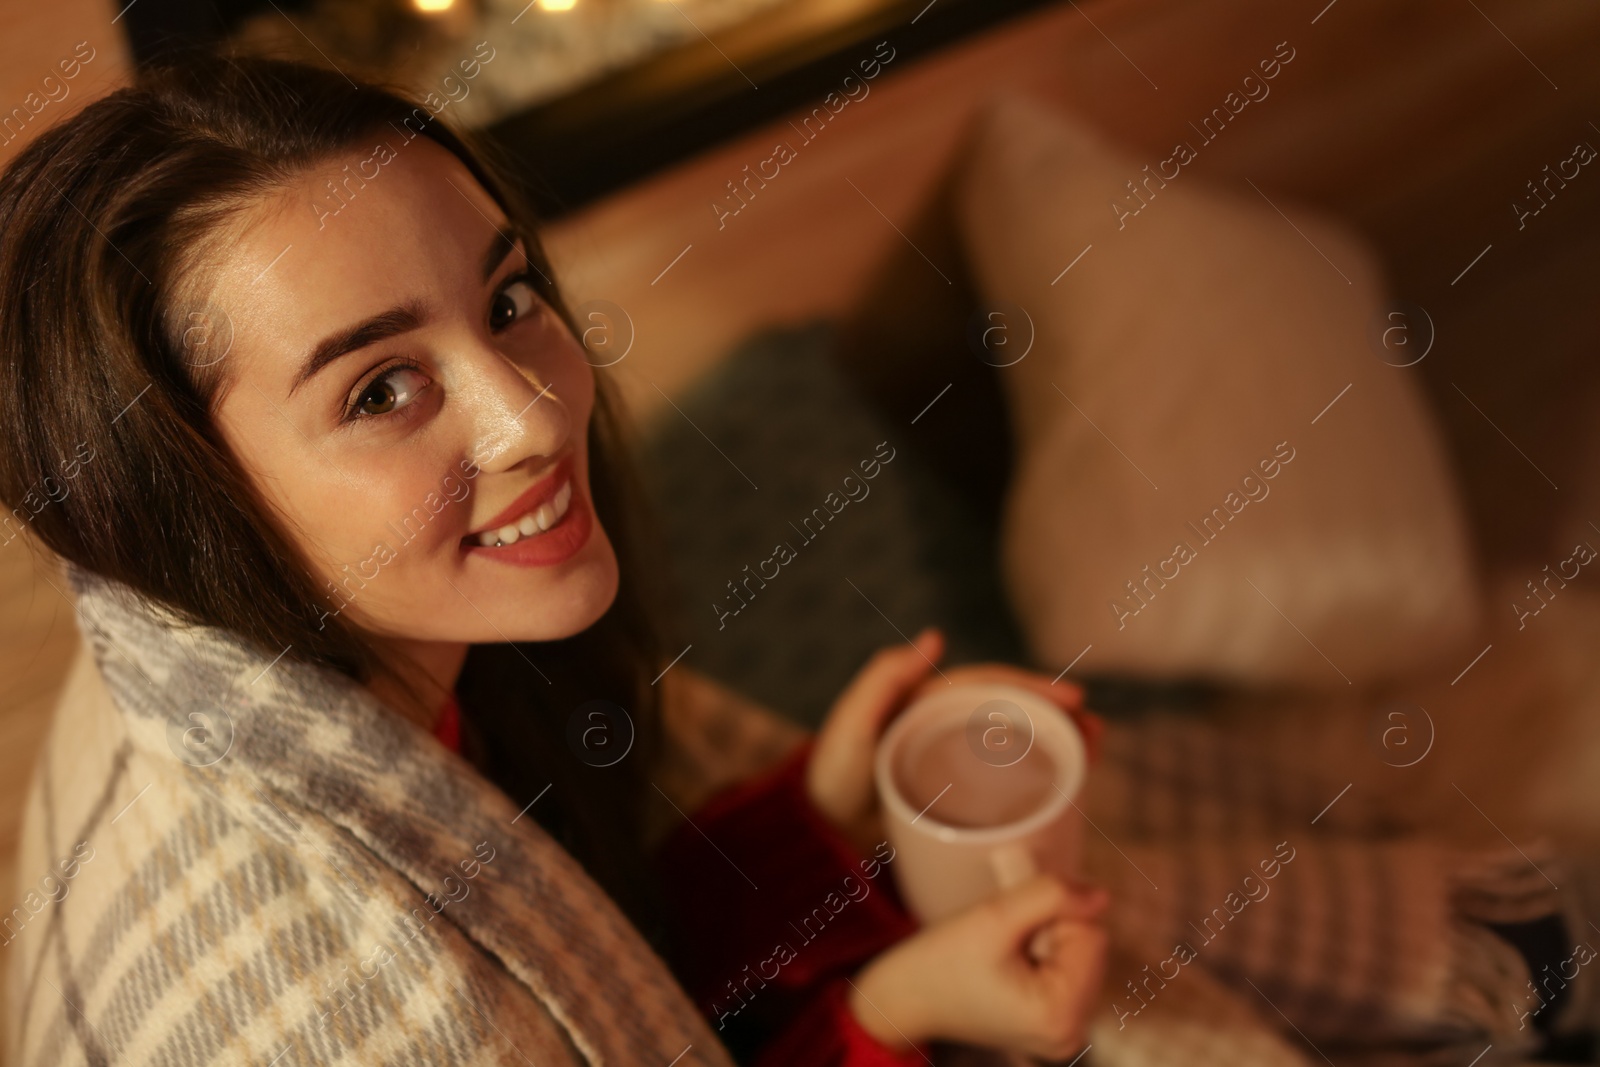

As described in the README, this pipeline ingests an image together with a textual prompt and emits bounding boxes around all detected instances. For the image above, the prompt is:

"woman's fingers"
[1069,708,1105,765]
[986,874,1079,933]
[977,876,1104,976]
[992,883,1107,927]
[854,874,1113,1057]
[807,628,946,844]
[826,627,945,742]
[1058,882,1110,921]
[939,662,1085,710]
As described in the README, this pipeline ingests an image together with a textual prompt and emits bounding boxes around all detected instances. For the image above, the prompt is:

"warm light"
[412,0,455,11]
[539,0,577,9]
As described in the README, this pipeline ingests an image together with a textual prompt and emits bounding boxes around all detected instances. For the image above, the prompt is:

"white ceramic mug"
[874,682,1086,924]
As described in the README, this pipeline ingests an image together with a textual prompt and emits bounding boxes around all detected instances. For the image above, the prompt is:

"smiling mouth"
[469,478,574,548]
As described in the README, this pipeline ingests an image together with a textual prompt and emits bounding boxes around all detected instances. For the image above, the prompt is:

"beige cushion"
[952,93,1483,689]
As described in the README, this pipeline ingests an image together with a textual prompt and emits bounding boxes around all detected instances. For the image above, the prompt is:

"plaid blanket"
[4,566,734,1067]
[3,563,1571,1067]
[1075,710,1567,1067]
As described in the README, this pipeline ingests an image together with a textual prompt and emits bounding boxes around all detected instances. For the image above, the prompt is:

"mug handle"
[990,843,1059,963]
[990,842,1037,889]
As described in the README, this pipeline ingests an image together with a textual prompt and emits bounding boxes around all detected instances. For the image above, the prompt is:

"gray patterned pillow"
[635,321,1026,728]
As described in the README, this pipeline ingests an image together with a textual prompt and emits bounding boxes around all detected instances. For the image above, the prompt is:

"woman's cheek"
[562,353,598,425]
[574,369,596,425]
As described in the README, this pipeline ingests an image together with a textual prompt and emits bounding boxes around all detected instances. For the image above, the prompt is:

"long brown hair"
[0,54,675,937]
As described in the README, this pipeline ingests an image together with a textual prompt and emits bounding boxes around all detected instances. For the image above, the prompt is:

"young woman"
[0,55,1107,1066]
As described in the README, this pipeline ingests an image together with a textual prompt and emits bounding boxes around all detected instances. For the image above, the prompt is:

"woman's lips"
[465,485,592,566]
[462,459,594,567]
[468,455,574,538]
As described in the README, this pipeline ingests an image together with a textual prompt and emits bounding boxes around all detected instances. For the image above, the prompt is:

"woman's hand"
[848,875,1110,1060]
[805,628,1103,855]
[806,627,946,854]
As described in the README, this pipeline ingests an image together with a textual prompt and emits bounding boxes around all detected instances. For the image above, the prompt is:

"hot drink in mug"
[874,682,1087,923]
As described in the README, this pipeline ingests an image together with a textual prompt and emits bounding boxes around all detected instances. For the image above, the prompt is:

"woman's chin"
[478,529,620,642]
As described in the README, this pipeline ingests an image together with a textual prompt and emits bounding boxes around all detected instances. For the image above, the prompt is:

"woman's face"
[201,138,618,648]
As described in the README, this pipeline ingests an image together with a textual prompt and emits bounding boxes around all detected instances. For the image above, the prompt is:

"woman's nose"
[457,350,571,474]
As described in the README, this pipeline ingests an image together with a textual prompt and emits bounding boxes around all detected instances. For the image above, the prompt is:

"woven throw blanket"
[4,565,735,1067]
[4,563,1567,1067]
[1071,711,1566,1067]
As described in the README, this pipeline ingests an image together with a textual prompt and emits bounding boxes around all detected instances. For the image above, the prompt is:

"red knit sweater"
[432,695,927,1066]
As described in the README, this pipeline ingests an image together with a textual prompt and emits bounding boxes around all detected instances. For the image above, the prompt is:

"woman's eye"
[490,278,539,332]
[350,365,429,419]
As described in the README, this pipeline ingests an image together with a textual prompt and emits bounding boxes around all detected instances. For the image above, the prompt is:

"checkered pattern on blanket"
[1076,712,1562,1066]
[4,567,734,1067]
[4,566,1567,1067]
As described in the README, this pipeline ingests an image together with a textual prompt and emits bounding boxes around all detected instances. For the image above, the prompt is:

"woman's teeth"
[477,481,573,547]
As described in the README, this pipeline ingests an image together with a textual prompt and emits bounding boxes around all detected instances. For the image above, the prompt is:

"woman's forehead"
[202,140,506,373]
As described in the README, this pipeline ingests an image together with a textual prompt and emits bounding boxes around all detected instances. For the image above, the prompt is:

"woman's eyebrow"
[288,227,524,398]
[289,299,427,398]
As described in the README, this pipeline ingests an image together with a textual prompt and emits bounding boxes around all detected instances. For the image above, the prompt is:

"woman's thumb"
[994,875,1108,932]
[831,628,944,733]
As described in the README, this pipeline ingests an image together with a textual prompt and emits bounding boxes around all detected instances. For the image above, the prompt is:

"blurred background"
[3,0,1600,1060]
